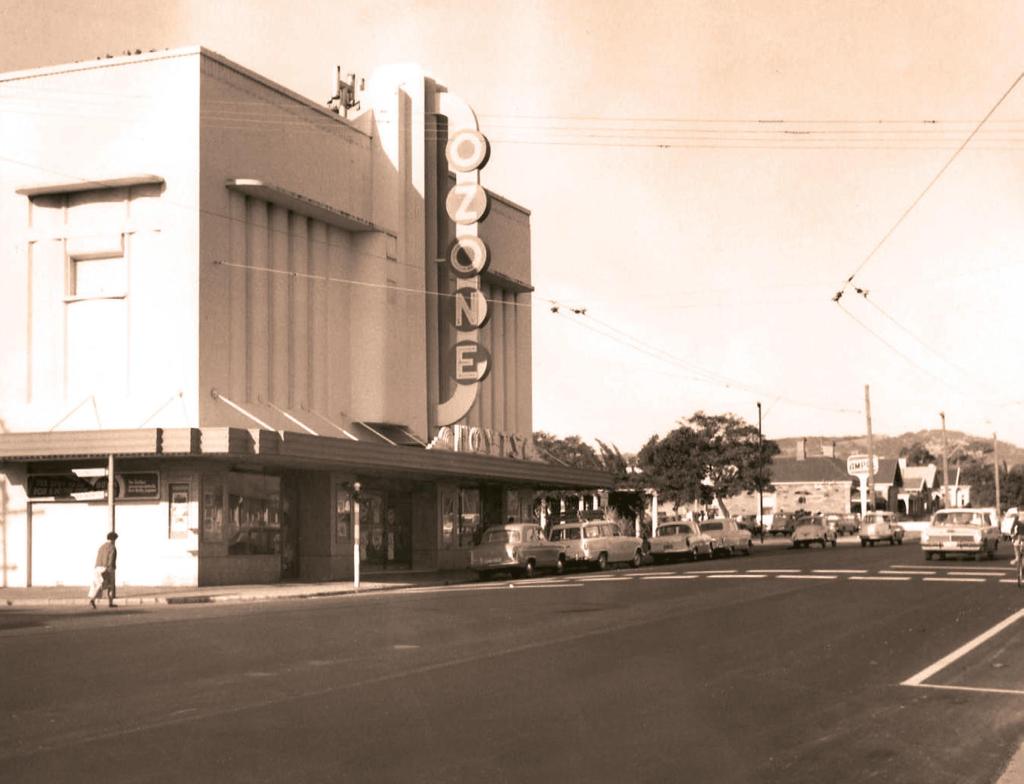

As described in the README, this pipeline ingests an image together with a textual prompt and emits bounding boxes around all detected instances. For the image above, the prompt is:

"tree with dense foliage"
[532,431,602,470]
[637,412,780,514]
[902,441,937,466]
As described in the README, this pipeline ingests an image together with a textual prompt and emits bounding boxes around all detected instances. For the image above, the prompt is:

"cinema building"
[0,47,610,587]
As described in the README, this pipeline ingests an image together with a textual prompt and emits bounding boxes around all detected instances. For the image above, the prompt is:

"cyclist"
[1010,515,1024,566]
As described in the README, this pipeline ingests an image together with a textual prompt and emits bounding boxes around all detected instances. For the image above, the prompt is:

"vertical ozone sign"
[435,91,493,426]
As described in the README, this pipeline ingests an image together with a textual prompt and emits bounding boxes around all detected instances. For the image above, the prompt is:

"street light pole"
[757,402,763,534]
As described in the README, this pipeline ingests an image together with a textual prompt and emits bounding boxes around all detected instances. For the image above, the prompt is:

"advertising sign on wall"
[27,472,161,501]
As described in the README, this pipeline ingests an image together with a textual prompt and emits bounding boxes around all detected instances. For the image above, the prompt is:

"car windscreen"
[550,527,581,541]
[481,529,521,544]
[701,522,723,532]
[932,512,988,526]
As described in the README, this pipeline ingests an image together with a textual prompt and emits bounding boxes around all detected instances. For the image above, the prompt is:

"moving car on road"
[470,523,563,580]
[651,522,713,562]
[921,508,1001,561]
[792,516,837,548]
[699,519,753,556]
[549,520,644,571]
[859,511,904,547]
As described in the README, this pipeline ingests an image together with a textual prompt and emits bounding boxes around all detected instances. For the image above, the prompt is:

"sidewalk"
[0,570,477,608]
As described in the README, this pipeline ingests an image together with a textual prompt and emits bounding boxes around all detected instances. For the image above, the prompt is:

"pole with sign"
[847,454,878,516]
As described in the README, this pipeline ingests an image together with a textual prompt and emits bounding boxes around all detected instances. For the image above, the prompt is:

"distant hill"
[775,431,1024,467]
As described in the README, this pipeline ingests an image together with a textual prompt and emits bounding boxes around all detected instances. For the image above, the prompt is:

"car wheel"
[925,551,933,561]
[523,560,536,578]
[861,539,867,547]
[989,543,997,560]
[831,538,837,548]
[633,550,644,568]
[555,556,566,575]
[596,552,609,571]
[889,536,895,545]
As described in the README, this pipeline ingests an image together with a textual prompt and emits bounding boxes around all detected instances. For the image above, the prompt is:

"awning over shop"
[0,428,613,490]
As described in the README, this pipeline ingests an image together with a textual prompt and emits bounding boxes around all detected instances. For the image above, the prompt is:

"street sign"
[847,454,879,476]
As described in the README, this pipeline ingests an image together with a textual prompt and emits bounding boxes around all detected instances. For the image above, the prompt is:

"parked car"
[792,517,837,548]
[922,507,1001,561]
[825,513,859,536]
[651,522,713,562]
[859,511,904,547]
[470,523,562,580]
[769,513,797,537]
[699,518,753,556]
[549,520,644,570]
[734,515,764,539]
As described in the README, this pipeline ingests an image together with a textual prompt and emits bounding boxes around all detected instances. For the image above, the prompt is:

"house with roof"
[720,453,854,518]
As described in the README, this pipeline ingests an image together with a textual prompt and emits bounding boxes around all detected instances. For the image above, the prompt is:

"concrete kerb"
[0,572,478,608]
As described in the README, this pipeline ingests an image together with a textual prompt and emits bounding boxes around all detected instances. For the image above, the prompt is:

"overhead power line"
[833,68,1024,299]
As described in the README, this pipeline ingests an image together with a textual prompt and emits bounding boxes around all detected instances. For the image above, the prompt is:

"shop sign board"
[435,91,493,426]
[846,455,878,477]
[427,425,535,460]
[28,471,161,500]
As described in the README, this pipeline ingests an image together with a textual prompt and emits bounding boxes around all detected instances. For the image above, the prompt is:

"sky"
[3,0,1024,453]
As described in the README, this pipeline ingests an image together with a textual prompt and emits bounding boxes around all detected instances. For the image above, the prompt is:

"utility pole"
[864,385,876,513]
[993,432,1001,517]
[757,401,764,535]
[940,412,950,508]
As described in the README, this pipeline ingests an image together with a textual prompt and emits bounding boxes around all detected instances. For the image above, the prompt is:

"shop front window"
[225,474,281,555]
[440,487,458,548]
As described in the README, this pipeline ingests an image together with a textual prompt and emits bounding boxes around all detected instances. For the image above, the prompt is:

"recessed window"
[71,255,126,298]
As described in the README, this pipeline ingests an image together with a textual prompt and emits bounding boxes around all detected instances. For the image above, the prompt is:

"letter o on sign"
[448,236,489,277]
[447,341,492,384]
[446,130,490,173]
[445,183,489,225]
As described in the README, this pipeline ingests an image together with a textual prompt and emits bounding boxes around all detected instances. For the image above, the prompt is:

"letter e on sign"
[448,341,492,384]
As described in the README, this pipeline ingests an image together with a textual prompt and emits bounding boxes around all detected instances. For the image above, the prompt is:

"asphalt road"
[4,540,1024,783]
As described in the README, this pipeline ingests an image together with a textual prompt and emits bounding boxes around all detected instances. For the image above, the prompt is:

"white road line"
[948,572,997,577]
[707,574,767,579]
[904,683,1024,697]
[640,575,700,580]
[813,569,867,574]
[849,576,912,582]
[999,579,1022,584]
[880,570,934,576]
[637,571,677,577]
[891,564,1011,572]
[689,569,737,575]
[508,582,586,589]
[574,576,632,582]
[902,607,1024,687]
[778,575,837,580]
[922,577,987,583]
[749,569,801,574]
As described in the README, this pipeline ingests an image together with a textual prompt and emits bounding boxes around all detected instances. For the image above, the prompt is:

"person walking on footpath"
[87,532,118,609]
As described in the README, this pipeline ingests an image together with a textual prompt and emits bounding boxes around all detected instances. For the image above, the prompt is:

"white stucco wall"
[0,51,201,432]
